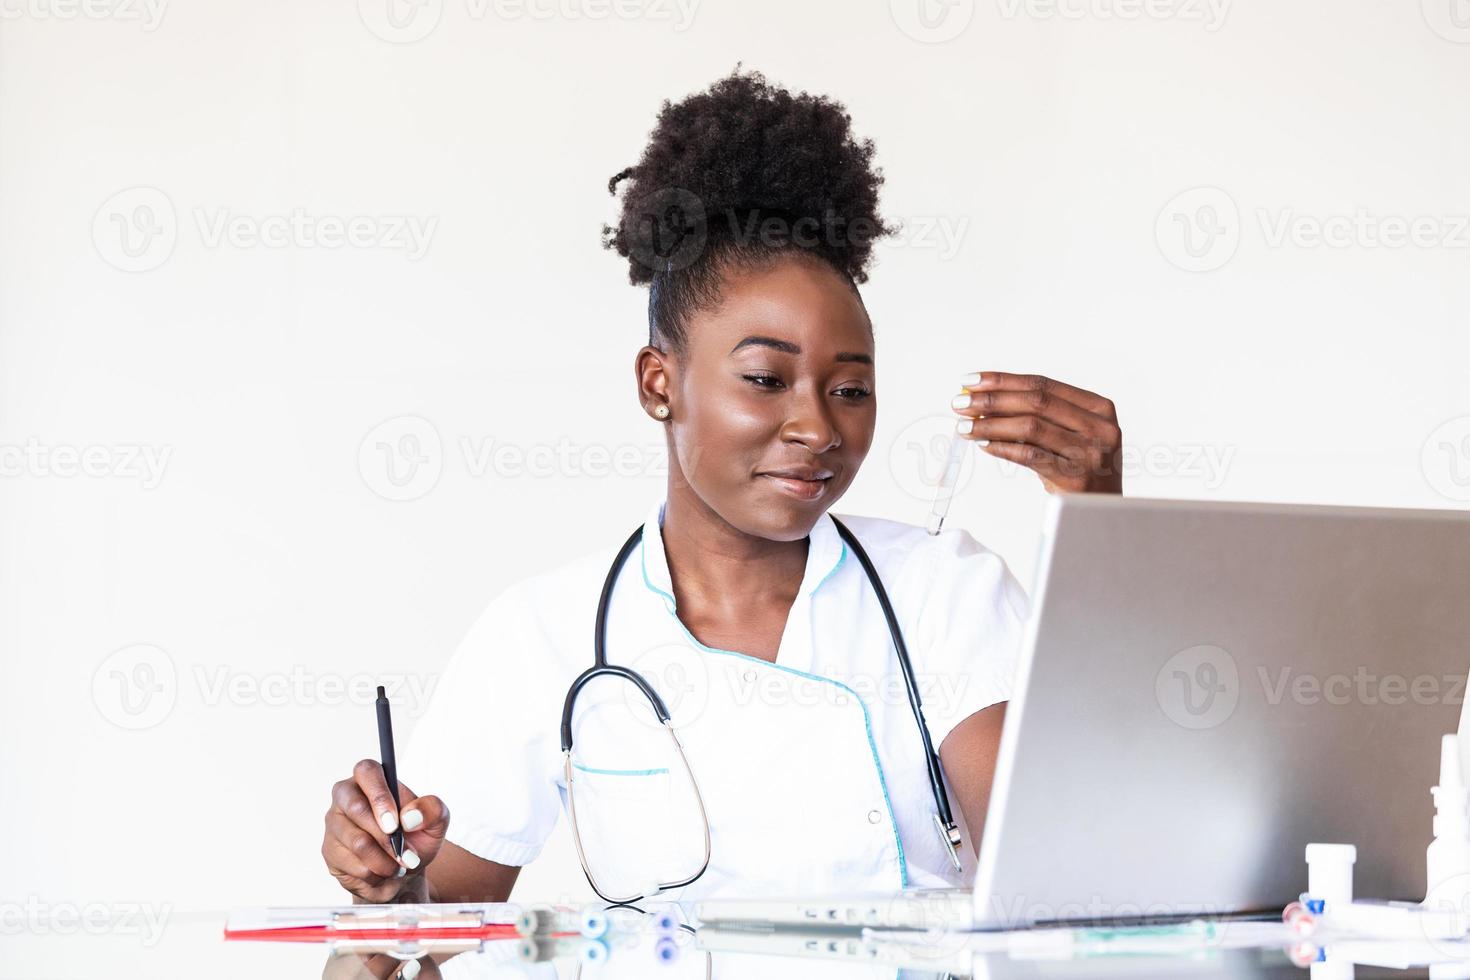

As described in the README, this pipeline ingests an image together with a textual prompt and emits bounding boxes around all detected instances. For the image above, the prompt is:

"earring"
[653,404,670,420]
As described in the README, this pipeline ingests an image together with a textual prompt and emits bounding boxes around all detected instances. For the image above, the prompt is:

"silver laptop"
[697,495,1470,931]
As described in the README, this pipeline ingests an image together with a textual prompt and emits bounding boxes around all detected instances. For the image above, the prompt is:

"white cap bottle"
[1305,842,1356,907]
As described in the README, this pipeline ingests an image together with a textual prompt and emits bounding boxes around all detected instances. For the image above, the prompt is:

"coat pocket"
[566,762,682,897]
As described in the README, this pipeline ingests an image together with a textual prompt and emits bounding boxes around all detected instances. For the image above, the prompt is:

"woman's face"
[648,254,878,542]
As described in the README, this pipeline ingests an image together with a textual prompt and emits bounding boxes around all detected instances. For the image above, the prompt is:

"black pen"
[375,685,405,860]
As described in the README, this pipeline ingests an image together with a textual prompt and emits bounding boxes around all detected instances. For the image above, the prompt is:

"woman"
[321,67,1123,906]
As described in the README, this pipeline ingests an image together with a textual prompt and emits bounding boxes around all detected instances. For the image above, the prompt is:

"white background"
[2,0,1469,972]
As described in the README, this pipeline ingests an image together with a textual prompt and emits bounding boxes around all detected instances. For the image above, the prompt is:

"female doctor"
[320,67,1124,907]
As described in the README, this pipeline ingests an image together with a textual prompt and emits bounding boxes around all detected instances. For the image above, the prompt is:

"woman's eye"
[741,374,871,400]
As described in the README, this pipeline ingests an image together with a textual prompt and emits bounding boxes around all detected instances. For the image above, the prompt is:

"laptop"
[697,495,1470,931]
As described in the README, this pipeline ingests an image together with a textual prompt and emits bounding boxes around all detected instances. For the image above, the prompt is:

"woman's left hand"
[952,372,1123,494]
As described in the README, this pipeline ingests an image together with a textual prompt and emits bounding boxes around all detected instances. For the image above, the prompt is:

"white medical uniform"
[404,495,1030,902]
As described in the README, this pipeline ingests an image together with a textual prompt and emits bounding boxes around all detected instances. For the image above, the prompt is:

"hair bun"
[602,65,896,292]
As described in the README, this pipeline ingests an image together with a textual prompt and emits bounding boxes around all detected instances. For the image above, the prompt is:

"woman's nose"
[780,394,842,453]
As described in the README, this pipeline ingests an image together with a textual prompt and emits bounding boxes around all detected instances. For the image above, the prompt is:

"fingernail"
[951,393,971,410]
[395,866,406,879]
[379,810,398,835]
[956,419,974,435]
[401,808,424,831]
[976,439,990,447]
[960,372,981,387]
[401,960,422,980]
[402,847,421,870]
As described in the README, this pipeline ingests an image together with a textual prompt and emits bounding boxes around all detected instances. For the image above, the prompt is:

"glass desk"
[0,901,1453,980]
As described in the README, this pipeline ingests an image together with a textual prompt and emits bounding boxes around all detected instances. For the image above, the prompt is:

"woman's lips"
[760,474,831,500]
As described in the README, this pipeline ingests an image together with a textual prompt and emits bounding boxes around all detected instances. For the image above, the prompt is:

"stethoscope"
[559,518,965,904]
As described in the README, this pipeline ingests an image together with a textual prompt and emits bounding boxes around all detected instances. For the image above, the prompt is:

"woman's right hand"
[323,759,450,903]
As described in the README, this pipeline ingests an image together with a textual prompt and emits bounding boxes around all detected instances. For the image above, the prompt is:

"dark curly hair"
[602,65,898,354]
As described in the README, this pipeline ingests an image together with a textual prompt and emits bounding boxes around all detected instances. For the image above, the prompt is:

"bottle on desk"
[1425,733,1470,920]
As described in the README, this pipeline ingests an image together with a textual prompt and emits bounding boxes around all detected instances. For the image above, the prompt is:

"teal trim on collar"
[639,497,848,610]
[640,539,676,610]
[814,542,849,594]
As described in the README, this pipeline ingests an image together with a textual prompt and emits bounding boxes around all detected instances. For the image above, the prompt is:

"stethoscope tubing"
[558,515,962,894]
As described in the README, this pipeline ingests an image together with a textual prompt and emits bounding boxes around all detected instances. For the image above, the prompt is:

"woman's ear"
[635,344,673,421]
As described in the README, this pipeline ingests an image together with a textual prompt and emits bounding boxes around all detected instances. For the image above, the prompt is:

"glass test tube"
[927,384,973,535]
[926,433,968,535]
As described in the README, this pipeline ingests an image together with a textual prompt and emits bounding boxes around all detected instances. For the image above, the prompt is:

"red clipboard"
[224,923,523,943]
[223,903,538,950]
